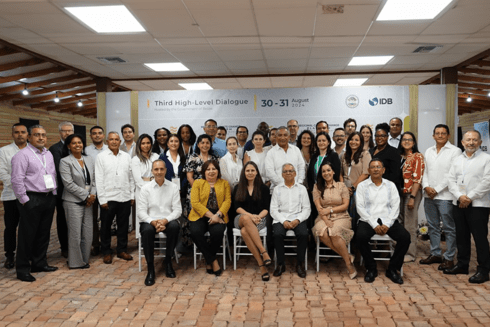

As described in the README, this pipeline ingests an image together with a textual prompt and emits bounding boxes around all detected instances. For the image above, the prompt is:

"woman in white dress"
[243,131,270,185]
[219,136,243,191]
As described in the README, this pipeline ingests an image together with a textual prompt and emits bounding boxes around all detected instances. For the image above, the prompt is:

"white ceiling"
[0,0,489,91]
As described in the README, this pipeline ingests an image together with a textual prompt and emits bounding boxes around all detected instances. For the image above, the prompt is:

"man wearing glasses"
[236,126,249,160]
[332,128,346,158]
[287,119,299,145]
[343,118,357,138]
[270,163,310,278]
[201,119,227,158]
[369,123,401,191]
[420,124,461,270]
[12,125,59,282]
[49,121,74,258]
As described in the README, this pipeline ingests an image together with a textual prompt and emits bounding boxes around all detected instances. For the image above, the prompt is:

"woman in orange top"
[398,132,425,262]
[189,160,231,276]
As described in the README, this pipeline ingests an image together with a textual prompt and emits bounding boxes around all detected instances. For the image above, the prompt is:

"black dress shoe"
[69,263,90,270]
[90,246,100,256]
[469,271,489,284]
[165,263,176,278]
[364,270,378,283]
[145,269,156,286]
[443,264,469,275]
[296,264,306,278]
[17,272,36,282]
[4,257,14,269]
[273,264,286,277]
[385,269,403,284]
[61,251,68,258]
[419,255,443,265]
[31,265,58,273]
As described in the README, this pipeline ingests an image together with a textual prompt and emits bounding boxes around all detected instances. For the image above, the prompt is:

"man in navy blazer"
[49,121,74,258]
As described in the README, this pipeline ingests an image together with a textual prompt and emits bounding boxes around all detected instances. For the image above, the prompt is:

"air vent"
[413,45,443,54]
[97,57,127,64]
[322,5,344,14]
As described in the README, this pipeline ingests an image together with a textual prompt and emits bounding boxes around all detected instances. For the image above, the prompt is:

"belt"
[26,191,53,196]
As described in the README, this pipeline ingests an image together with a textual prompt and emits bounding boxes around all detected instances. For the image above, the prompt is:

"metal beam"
[0,67,66,84]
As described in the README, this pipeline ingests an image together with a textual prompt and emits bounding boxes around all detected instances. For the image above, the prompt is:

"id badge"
[172,177,181,190]
[44,174,55,189]
[457,176,466,194]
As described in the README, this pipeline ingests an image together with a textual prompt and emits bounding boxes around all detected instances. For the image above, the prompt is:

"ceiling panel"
[369,21,433,35]
[422,5,490,35]
[207,82,242,89]
[302,76,339,87]
[237,78,272,89]
[5,14,89,34]
[307,58,351,68]
[264,48,310,60]
[224,60,267,70]
[255,7,317,36]
[267,59,307,69]
[0,2,60,14]
[215,49,263,61]
[140,80,182,90]
[174,51,222,62]
[364,74,408,85]
[309,46,357,59]
[314,4,379,36]
[191,9,257,37]
[271,76,305,88]
[132,9,202,38]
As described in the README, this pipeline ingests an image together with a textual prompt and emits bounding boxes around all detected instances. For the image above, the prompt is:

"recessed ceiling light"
[333,78,368,87]
[145,63,189,72]
[65,5,145,33]
[377,0,453,21]
[348,56,394,66]
[178,83,213,90]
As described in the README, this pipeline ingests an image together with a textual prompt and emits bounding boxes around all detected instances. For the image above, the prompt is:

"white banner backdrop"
[135,86,409,136]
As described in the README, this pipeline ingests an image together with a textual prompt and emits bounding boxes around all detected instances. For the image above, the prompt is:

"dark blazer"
[59,154,96,203]
[307,151,341,191]
[49,141,64,198]
[369,144,402,190]
[159,150,187,191]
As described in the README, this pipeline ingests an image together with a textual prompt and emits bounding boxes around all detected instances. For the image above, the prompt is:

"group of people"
[1,116,489,286]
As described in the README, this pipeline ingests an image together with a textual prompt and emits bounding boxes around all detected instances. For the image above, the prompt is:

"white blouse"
[219,152,243,190]
[246,148,270,182]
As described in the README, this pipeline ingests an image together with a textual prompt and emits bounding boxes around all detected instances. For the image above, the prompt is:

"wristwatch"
[409,195,416,199]
[217,212,223,218]
[330,208,334,214]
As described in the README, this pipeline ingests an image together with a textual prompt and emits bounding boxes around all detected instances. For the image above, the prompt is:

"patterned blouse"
[402,152,425,194]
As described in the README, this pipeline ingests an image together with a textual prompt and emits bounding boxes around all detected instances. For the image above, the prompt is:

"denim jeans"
[424,198,456,260]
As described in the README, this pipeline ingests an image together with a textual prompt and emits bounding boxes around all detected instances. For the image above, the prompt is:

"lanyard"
[29,146,47,173]
[315,155,325,175]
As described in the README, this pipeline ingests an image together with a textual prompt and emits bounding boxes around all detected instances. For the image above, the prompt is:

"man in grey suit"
[59,134,96,269]
[49,121,74,258]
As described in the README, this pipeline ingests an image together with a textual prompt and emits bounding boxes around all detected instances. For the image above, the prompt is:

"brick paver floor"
[1,217,490,326]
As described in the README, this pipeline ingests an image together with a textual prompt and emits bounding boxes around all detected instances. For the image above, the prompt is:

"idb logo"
[369,97,392,106]
[369,97,378,106]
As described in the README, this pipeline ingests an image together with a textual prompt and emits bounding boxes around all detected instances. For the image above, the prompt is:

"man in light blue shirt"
[196,119,227,158]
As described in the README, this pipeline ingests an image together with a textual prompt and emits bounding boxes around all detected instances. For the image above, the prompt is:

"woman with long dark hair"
[159,134,187,190]
[312,162,356,279]
[59,134,96,269]
[178,124,197,158]
[151,128,171,155]
[397,131,425,262]
[132,134,159,201]
[297,130,316,186]
[307,132,341,191]
[233,161,271,281]
[360,125,375,151]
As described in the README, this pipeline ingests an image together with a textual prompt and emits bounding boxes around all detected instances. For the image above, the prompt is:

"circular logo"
[369,97,379,106]
[346,95,359,108]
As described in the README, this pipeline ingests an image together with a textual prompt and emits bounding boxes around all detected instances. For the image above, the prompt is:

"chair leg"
[316,237,320,272]
[194,243,197,270]
[233,234,237,271]
[138,237,142,272]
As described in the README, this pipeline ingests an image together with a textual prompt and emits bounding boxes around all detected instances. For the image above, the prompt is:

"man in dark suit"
[49,121,74,258]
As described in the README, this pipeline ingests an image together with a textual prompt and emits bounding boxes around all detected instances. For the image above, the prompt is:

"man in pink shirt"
[11,125,58,282]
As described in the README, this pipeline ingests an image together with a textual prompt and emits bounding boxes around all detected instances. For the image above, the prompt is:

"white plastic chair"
[274,230,307,270]
[233,227,267,270]
[315,235,351,272]
[360,234,403,276]
[193,228,232,270]
[138,231,179,272]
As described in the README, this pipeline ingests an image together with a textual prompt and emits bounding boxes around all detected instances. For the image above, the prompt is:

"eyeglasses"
[434,132,447,136]
[205,125,217,129]
[32,133,46,138]
[333,135,345,138]
[282,170,295,174]
[60,129,73,133]
[375,134,388,138]
[287,125,298,128]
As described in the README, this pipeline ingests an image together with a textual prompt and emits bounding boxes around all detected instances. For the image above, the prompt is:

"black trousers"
[273,221,308,265]
[92,198,100,248]
[55,196,68,252]
[16,192,56,274]
[140,221,180,266]
[3,200,20,259]
[100,201,131,255]
[189,219,226,265]
[453,205,490,273]
[356,220,410,272]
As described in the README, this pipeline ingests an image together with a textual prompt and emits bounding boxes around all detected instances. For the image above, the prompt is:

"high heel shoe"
[259,264,270,281]
[348,264,357,280]
[261,251,272,267]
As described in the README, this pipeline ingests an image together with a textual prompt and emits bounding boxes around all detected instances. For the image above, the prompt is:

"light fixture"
[377,0,453,21]
[65,5,145,33]
[466,95,472,102]
[348,56,394,66]
[333,78,368,87]
[77,100,83,107]
[54,92,60,103]
[22,84,29,96]
[178,83,213,90]
[487,91,490,97]
[145,63,189,72]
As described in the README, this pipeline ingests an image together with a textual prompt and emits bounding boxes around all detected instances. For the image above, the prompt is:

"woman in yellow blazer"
[189,159,231,276]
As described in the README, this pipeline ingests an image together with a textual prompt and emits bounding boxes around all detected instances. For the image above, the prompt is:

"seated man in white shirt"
[356,159,410,284]
[137,160,181,286]
[270,163,311,278]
